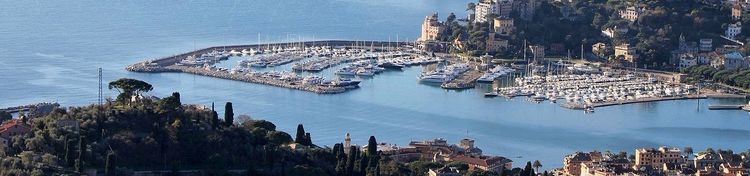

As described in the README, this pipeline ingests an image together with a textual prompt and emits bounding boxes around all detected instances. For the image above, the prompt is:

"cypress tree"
[75,137,84,173]
[523,161,535,176]
[105,152,115,175]
[295,124,306,144]
[367,136,377,156]
[358,153,368,176]
[346,146,357,175]
[305,133,312,145]
[171,92,180,104]
[211,111,219,129]
[224,102,234,126]
[63,136,71,167]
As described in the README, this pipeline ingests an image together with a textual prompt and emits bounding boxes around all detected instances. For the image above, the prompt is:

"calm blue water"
[2,0,750,169]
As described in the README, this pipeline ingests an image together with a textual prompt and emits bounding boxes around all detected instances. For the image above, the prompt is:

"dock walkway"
[561,95,706,110]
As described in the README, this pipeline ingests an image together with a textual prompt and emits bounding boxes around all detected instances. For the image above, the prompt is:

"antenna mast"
[98,67,103,105]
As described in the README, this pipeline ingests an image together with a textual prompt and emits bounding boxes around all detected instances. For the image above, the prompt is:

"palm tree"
[532,160,542,173]
[684,147,694,159]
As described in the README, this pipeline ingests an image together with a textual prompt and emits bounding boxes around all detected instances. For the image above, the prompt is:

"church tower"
[344,132,351,154]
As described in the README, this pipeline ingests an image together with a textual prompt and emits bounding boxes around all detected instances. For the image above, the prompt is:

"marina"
[492,70,701,111]
[8,0,750,170]
[127,40,417,94]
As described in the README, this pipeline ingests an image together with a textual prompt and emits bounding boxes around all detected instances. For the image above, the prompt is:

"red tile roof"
[0,119,30,133]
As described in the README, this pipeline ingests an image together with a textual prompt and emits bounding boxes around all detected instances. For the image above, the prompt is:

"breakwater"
[127,40,412,94]
[128,40,411,68]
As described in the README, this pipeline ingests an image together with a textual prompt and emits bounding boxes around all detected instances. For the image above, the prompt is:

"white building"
[474,1,498,23]
[726,22,742,39]
[679,53,698,69]
[619,6,643,22]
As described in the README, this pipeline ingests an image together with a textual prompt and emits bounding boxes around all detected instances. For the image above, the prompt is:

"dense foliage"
[0,78,541,176]
[682,65,750,89]
[451,0,734,69]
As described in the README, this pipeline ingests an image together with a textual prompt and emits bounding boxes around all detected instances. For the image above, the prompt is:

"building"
[717,151,747,176]
[514,0,538,20]
[496,0,513,17]
[493,17,514,36]
[699,38,713,51]
[634,147,686,169]
[419,12,446,42]
[56,119,80,131]
[486,34,509,52]
[694,152,722,171]
[449,155,513,173]
[409,138,454,160]
[474,1,498,23]
[601,26,629,38]
[679,53,698,69]
[427,167,462,176]
[732,2,743,20]
[0,119,31,144]
[726,22,742,39]
[619,6,643,22]
[614,43,639,63]
[580,159,634,176]
[529,45,545,60]
[592,42,611,59]
[563,151,603,175]
[714,51,750,69]
[344,132,352,154]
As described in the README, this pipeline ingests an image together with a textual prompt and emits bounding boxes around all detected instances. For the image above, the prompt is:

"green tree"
[107,78,153,104]
[0,111,11,122]
[684,147,694,158]
[224,102,233,127]
[265,131,292,146]
[367,136,377,156]
[105,152,114,175]
[532,160,542,173]
[295,124,306,144]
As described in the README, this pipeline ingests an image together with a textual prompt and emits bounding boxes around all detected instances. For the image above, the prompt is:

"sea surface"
[2,0,750,169]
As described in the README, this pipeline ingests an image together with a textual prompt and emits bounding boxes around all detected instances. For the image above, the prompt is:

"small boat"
[355,69,375,76]
[484,92,498,97]
[584,106,595,113]
[378,62,405,70]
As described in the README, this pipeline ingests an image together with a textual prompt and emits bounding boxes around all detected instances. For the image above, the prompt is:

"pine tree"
[224,102,234,126]
[295,124,306,144]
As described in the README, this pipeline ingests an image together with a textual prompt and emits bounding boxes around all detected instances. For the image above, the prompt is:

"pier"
[441,68,482,89]
[128,40,412,69]
[561,95,706,109]
[1,102,60,117]
[127,40,413,94]
[707,104,744,110]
